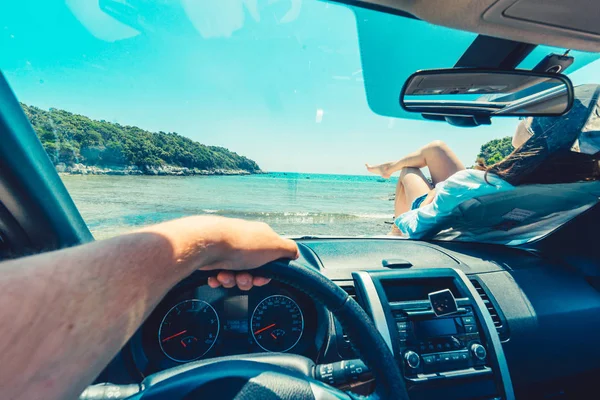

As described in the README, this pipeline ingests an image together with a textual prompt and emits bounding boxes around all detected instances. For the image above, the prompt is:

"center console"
[353,268,514,400]
[397,305,489,380]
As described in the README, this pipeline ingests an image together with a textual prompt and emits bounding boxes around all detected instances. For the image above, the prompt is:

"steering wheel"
[127,259,407,400]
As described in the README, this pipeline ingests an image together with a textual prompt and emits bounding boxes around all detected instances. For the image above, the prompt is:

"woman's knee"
[422,140,456,163]
[399,167,427,187]
[424,140,448,153]
[399,167,422,181]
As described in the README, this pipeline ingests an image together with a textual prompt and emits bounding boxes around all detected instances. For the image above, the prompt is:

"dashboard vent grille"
[469,278,509,341]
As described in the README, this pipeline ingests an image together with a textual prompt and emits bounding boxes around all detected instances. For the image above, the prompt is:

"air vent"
[469,279,509,341]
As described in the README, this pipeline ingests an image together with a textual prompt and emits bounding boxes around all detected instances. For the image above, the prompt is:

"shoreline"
[55,163,264,177]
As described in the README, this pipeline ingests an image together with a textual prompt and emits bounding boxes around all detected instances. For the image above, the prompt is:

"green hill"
[22,104,261,174]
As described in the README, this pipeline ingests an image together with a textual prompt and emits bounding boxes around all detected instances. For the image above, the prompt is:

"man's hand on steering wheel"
[205,219,300,290]
[143,216,300,291]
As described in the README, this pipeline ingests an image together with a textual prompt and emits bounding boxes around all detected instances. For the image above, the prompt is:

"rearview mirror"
[400,68,574,121]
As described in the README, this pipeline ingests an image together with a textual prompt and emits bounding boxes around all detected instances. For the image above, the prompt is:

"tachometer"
[251,295,304,352]
[158,299,219,362]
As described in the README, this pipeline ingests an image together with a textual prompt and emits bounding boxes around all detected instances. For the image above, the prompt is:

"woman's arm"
[0,216,298,400]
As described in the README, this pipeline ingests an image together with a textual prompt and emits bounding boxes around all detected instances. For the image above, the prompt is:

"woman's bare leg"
[394,168,433,217]
[393,174,410,217]
[388,167,432,235]
[366,141,465,184]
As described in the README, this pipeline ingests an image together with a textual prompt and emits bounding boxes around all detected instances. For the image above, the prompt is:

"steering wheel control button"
[471,343,487,361]
[343,360,370,382]
[317,363,335,385]
[404,350,421,369]
[316,360,371,386]
[79,384,140,400]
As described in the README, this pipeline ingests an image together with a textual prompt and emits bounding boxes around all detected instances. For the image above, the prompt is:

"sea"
[61,172,399,240]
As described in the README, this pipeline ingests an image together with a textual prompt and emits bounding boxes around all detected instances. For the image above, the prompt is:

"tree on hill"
[22,103,261,173]
[476,136,514,166]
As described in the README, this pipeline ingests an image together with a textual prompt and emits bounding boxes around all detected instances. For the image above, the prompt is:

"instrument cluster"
[131,282,320,375]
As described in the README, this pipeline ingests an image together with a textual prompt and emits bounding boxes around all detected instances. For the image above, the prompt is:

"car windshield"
[1,1,599,243]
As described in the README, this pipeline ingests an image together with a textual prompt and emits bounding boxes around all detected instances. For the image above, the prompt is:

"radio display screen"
[414,319,457,337]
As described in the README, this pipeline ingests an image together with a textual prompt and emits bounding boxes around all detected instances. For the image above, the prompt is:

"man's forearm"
[0,216,299,400]
[0,219,220,400]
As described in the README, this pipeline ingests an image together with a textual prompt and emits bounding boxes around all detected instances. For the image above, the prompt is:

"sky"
[1,0,599,175]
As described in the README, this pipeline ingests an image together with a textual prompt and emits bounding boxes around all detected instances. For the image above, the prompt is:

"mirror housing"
[400,68,574,124]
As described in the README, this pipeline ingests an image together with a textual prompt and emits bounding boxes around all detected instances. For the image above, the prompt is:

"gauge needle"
[161,330,188,342]
[270,332,277,340]
[254,323,276,335]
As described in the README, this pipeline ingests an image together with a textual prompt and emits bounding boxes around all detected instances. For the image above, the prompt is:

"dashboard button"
[404,351,421,369]
[464,325,478,333]
[462,316,475,325]
[422,355,436,365]
[450,353,460,361]
[440,353,452,363]
[451,337,462,348]
[471,344,487,361]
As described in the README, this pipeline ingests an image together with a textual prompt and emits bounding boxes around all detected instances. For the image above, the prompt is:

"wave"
[86,210,393,235]
[200,209,391,221]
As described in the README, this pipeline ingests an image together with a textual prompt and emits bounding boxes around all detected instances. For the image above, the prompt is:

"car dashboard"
[102,238,600,400]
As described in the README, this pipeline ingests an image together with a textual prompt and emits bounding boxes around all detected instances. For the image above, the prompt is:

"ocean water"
[61,172,399,240]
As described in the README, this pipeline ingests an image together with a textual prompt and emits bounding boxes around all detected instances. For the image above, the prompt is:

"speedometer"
[251,295,304,352]
[159,299,219,362]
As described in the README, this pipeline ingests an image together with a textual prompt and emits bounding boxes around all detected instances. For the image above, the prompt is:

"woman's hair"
[474,123,552,185]
[475,85,600,186]
[475,117,599,186]
[474,146,544,186]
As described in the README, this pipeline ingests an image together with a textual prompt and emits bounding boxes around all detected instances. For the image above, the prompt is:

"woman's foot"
[387,224,404,236]
[365,162,393,179]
